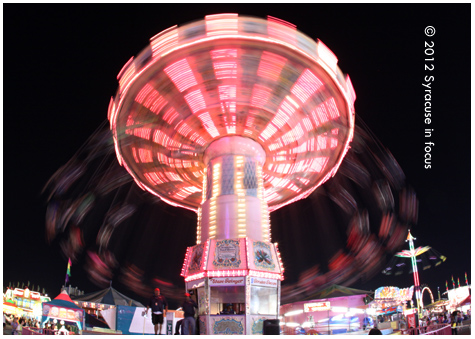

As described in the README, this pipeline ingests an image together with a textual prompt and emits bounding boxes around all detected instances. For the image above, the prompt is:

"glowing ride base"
[109,14,356,335]
[181,136,283,334]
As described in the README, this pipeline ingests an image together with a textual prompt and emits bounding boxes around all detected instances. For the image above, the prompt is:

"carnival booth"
[280,285,373,335]
[5,287,51,320]
[3,301,22,317]
[370,286,414,331]
[447,286,471,314]
[71,285,144,317]
[424,299,450,315]
[41,290,85,332]
[182,238,284,335]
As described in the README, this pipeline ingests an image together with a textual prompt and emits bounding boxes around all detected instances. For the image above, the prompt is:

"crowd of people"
[421,309,470,327]
[3,312,79,335]
[3,314,42,335]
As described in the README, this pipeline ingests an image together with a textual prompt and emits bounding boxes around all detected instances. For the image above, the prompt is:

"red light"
[150,26,178,59]
[316,135,327,150]
[317,39,338,74]
[176,122,193,138]
[197,112,220,138]
[117,57,135,93]
[345,75,356,107]
[257,51,287,81]
[259,124,278,142]
[184,89,207,114]
[145,172,166,186]
[163,107,179,125]
[267,16,296,30]
[267,16,297,46]
[302,117,313,132]
[290,69,324,104]
[210,48,238,59]
[218,85,236,101]
[280,123,304,146]
[138,148,153,163]
[133,127,152,140]
[164,58,197,92]
[135,83,154,104]
[312,97,340,125]
[213,61,237,79]
[251,84,272,109]
[111,14,355,213]
[205,14,238,36]
[273,97,297,128]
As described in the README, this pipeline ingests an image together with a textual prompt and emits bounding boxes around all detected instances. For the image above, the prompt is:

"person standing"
[11,317,19,335]
[181,293,198,335]
[145,288,168,335]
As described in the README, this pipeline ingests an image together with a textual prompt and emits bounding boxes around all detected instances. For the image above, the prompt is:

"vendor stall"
[182,238,283,335]
[41,290,85,331]
[447,286,471,313]
[3,301,22,317]
[370,286,414,330]
[280,285,372,335]
[4,287,51,320]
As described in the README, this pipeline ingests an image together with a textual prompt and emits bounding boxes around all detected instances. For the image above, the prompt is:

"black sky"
[3,4,471,306]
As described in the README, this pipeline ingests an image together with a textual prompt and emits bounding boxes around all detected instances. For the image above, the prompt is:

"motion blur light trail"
[276,120,418,303]
[44,14,418,303]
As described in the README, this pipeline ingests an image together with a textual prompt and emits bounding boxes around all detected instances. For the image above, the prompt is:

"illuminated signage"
[250,277,277,287]
[12,288,41,300]
[375,286,414,301]
[186,279,205,290]
[448,286,470,304]
[209,277,245,286]
[304,302,331,312]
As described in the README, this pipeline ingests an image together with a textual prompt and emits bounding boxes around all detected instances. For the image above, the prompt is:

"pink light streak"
[117,57,135,93]
[150,26,178,59]
[162,107,179,124]
[250,84,272,108]
[311,97,340,125]
[210,48,238,59]
[317,39,338,74]
[135,84,168,115]
[205,13,238,36]
[291,69,324,104]
[267,16,297,46]
[197,112,220,138]
[213,60,237,79]
[257,51,287,81]
[164,58,198,92]
[144,172,167,186]
[138,148,153,163]
[132,127,152,140]
[184,89,207,113]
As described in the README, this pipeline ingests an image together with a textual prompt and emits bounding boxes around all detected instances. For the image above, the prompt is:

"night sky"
[3,4,471,307]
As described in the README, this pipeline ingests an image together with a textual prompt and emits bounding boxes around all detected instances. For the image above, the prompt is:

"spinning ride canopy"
[109,14,356,213]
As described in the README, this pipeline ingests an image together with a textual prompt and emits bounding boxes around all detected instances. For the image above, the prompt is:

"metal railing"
[21,327,43,335]
[421,324,452,335]
[402,324,451,335]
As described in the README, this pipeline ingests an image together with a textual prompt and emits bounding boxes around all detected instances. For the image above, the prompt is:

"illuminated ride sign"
[375,286,414,302]
[304,302,331,312]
